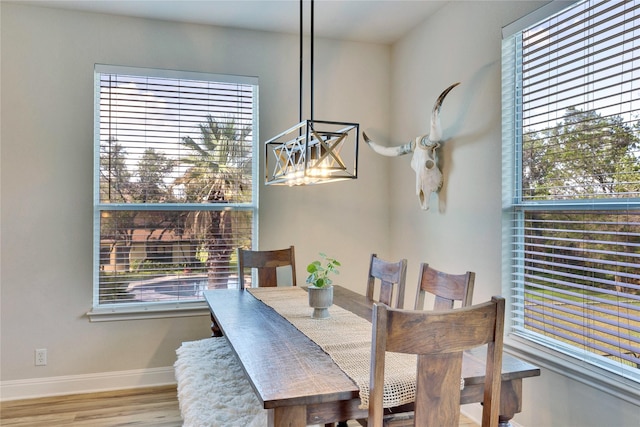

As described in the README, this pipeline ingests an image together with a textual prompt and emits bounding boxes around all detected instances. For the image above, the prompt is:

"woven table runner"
[247,287,417,409]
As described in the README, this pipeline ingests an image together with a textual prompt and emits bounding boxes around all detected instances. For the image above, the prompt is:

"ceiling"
[14,0,449,44]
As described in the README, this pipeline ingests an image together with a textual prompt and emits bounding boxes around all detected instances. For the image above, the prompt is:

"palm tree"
[177,115,253,288]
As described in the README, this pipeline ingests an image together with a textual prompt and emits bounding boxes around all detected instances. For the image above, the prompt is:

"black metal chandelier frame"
[264,0,359,186]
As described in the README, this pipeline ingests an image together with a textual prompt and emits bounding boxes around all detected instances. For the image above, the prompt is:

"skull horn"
[428,82,460,144]
[362,132,414,157]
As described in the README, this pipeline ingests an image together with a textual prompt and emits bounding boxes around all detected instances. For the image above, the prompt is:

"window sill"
[87,301,210,322]
[504,335,640,406]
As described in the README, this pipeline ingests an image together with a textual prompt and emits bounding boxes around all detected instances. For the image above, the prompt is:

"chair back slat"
[414,263,475,311]
[414,352,464,427]
[237,246,296,289]
[366,253,408,309]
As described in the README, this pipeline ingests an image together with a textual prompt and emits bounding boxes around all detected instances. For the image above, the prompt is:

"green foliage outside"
[522,107,640,200]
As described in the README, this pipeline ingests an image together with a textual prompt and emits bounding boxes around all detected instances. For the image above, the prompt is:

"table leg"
[210,313,223,337]
[268,405,306,427]
[498,378,523,427]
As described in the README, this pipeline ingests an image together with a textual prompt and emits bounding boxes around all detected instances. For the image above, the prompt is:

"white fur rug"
[174,338,268,427]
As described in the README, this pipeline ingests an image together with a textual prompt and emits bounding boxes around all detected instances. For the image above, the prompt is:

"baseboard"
[0,366,176,401]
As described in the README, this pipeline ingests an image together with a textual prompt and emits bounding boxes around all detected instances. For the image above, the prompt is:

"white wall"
[389,1,639,426]
[0,2,391,392]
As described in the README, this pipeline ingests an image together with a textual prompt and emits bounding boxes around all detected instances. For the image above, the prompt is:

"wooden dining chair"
[358,264,475,425]
[237,245,297,289]
[368,296,505,427]
[210,245,296,336]
[366,253,408,309]
[414,263,475,311]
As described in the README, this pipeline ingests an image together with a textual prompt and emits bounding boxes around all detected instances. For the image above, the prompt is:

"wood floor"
[0,386,181,427]
[0,385,479,426]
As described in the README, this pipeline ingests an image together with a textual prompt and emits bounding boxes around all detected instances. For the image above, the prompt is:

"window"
[92,65,258,317]
[502,0,640,395]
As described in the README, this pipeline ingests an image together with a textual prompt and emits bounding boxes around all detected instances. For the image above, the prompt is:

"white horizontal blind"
[521,0,640,200]
[512,210,640,369]
[503,0,640,382]
[94,65,257,306]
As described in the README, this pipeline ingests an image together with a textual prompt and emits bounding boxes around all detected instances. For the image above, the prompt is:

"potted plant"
[306,253,340,319]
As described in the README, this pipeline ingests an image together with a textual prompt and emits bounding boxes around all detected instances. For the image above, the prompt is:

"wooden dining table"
[204,286,540,427]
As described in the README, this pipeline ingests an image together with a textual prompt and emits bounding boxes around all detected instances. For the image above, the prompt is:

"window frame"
[89,64,259,321]
[501,0,640,404]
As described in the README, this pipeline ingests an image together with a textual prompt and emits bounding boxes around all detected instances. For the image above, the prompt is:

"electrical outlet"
[35,348,47,366]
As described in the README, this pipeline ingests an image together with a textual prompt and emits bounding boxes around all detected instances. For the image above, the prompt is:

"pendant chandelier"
[264,0,359,186]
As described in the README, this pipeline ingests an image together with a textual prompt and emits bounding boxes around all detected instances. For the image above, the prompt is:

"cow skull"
[363,82,459,210]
